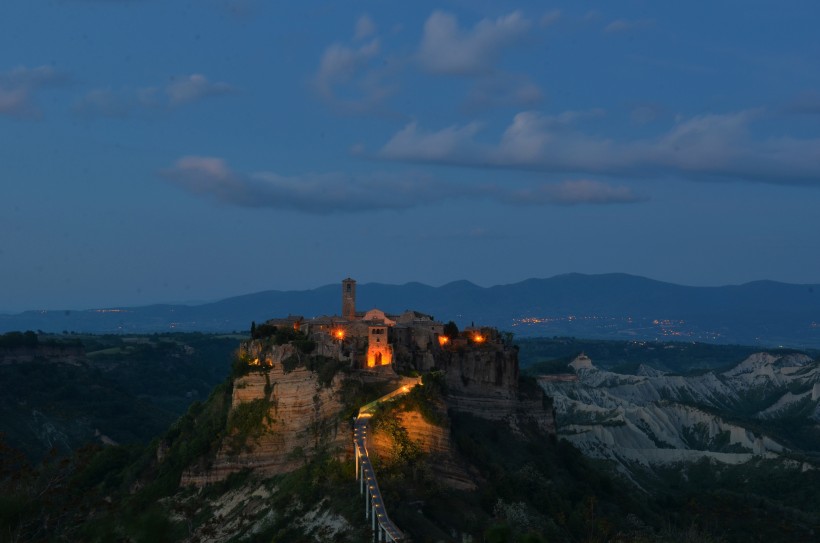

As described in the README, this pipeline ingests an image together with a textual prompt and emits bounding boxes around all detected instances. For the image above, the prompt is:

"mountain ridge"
[1,273,819,347]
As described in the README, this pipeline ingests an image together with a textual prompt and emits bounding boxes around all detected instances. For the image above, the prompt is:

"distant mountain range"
[2,273,819,347]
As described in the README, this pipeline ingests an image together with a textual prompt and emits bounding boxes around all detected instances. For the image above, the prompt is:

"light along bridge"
[354,378,421,542]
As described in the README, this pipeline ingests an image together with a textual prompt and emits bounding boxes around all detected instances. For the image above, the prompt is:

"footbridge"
[354,377,421,542]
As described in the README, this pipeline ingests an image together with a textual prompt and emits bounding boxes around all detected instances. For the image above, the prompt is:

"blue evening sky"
[2,1,819,312]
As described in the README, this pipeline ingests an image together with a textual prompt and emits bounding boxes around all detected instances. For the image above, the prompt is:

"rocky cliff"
[540,352,820,471]
[181,342,348,485]
[438,345,555,435]
[182,333,556,486]
[370,407,477,491]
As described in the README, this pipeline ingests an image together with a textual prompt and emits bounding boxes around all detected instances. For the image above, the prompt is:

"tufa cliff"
[181,322,555,488]
[181,342,349,485]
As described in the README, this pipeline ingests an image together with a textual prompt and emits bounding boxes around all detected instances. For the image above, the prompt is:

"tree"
[443,321,459,339]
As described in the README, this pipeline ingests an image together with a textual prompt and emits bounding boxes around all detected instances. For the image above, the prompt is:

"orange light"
[438,336,449,346]
[366,348,391,367]
[472,334,485,343]
[334,329,345,340]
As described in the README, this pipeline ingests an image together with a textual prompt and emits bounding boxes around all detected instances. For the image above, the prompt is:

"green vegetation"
[2,329,819,542]
[280,353,342,386]
[0,330,38,348]
[0,332,238,460]
[226,398,273,453]
[0,376,232,542]
[382,371,448,426]
[250,323,314,352]
[371,406,423,469]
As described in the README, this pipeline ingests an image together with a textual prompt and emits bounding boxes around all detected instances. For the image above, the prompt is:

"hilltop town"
[184,278,554,481]
[256,277,509,373]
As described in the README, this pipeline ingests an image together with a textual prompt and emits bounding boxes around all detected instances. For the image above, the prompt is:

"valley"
[1,309,819,541]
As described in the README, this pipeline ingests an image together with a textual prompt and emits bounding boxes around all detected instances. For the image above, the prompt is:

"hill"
[2,329,819,541]
[0,332,236,460]
[2,274,819,347]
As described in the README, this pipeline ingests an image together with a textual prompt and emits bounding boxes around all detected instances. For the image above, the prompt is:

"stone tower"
[342,278,356,320]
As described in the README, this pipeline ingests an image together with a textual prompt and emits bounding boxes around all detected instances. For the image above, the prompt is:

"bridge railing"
[353,378,420,542]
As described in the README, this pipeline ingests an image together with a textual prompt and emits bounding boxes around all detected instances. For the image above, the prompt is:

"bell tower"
[342,278,356,320]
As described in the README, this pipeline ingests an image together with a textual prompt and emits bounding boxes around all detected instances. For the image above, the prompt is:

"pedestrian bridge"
[354,378,421,542]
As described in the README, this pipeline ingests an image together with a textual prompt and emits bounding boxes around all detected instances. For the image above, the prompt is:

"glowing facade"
[266,278,446,370]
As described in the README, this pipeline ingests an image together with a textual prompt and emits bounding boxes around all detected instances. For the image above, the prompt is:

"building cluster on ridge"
[264,278,501,370]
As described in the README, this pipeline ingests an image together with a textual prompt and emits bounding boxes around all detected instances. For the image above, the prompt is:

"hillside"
[3,329,820,541]
[536,350,820,541]
[538,351,820,465]
[2,274,819,347]
[0,332,236,460]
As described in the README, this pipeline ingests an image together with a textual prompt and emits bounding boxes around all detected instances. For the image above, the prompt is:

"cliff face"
[182,342,348,486]
[370,408,477,491]
[437,346,556,435]
[182,334,555,486]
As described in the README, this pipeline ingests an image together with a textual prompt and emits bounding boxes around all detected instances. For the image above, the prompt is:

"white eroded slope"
[540,353,820,467]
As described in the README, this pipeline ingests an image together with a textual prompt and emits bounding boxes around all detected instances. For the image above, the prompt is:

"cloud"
[377,109,820,185]
[355,14,376,40]
[315,40,380,92]
[166,74,233,105]
[582,10,603,23]
[630,104,663,125]
[0,65,68,119]
[161,156,643,213]
[605,19,655,33]
[540,10,561,28]
[312,14,396,115]
[380,121,483,161]
[161,156,450,213]
[785,91,820,115]
[73,89,132,118]
[502,179,646,206]
[74,74,233,117]
[464,74,544,111]
[417,10,530,75]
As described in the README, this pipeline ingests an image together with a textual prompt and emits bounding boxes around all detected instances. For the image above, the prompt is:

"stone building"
[264,278,451,370]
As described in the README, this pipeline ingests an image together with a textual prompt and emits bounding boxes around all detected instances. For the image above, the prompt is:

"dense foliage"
[0,330,39,348]
[0,332,238,460]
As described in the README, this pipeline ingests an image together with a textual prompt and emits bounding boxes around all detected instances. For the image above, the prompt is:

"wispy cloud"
[377,109,820,185]
[0,65,69,119]
[381,121,483,161]
[605,18,655,34]
[540,10,561,28]
[312,16,394,114]
[74,73,233,117]
[161,156,645,213]
[501,179,646,206]
[161,156,448,213]
[355,14,376,40]
[464,73,544,111]
[785,91,820,115]
[417,10,531,76]
[166,74,233,105]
